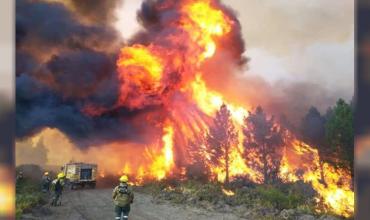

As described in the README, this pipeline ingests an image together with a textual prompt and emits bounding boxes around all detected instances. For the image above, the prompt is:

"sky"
[115,0,354,101]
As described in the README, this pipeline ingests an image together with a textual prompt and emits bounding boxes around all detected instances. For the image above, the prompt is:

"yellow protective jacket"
[112,183,134,207]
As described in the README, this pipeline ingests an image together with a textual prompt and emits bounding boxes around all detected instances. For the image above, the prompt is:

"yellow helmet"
[44,171,49,175]
[119,175,128,182]
[57,172,65,179]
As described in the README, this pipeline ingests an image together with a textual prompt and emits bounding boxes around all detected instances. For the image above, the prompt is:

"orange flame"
[222,188,235,196]
[279,139,354,217]
[180,0,232,60]
[116,44,165,108]
[148,123,175,180]
[111,0,354,217]
[25,0,352,218]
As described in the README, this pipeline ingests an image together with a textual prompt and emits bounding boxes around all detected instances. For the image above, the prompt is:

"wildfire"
[148,123,175,180]
[117,45,163,83]
[188,74,249,122]
[111,0,355,217]
[165,186,176,191]
[115,123,175,185]
[99,171,105,178]
[222,188,235,196]
[279,140,354,217]
[180,0,232,60]
[116,44,165,108]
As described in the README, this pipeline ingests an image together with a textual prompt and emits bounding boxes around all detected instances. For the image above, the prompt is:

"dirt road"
[22,188,243,220]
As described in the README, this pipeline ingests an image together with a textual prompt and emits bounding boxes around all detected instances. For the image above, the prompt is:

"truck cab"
[62,162,97,189]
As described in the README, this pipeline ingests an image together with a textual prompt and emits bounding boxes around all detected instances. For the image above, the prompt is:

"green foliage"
[16,178,45,219]
[142,180,315,215]
[206,104,238,184]
[139,180,168,196]
[194,182,223,203]
[255,185,304,210]
[243,106,284,184]
[325,99,353,170]
[232,187,260,207]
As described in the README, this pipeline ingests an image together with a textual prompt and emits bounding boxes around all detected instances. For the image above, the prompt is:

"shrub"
[256,185,304,210]
[140,180,168,195]
[16,178,45,219]
[194,183,223,204]
[232,187,259,207]
[140,180,316,215]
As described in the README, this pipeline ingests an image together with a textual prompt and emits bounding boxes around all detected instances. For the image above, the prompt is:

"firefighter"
[16,171,24,188]
[42,171,51,193]
[16,171,23,182]
[112,175,134,220]
[51,172,65,206]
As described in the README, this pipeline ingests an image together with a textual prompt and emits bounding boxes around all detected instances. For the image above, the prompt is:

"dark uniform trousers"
[115,205,130,220]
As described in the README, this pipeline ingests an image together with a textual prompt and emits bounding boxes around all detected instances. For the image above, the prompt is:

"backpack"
[118,185,128,194]
[51,179,63,192]
[114,184,132,206]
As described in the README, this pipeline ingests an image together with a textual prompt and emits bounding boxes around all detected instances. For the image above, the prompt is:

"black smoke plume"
[16,0,160,147]
[16,0,341,149]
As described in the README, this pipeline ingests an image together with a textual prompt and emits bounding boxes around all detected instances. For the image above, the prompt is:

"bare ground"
[21,188,244,220]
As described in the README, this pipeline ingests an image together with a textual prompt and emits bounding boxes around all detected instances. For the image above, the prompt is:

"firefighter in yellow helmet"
[51,172,66,206]
[112,175,134,220]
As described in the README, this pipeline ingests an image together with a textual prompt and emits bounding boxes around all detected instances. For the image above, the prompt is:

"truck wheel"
[91,182,96,189]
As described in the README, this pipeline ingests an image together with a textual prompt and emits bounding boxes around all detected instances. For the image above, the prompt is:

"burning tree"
[243,106,284,184]
[206,104,238,184]
[300,107,326,149]
[186,137,210,181]
[15,0,354,217]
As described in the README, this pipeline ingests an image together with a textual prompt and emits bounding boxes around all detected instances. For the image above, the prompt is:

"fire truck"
[62,162,97,189]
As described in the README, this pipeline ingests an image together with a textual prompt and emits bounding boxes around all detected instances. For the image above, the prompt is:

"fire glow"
[111,0,354,217]
[30,0,353,217]
[222,188,235,196]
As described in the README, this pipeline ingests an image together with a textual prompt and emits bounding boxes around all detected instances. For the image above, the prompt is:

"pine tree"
[300,107,326,148]
[243,106,283,184]
[206,104,238,184]
[325,99,353,172]
[187,137,210,181]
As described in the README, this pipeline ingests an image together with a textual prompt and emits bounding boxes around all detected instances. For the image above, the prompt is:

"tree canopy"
[243,106,284,184]
[325,99,353,170]
[206,104,238,184]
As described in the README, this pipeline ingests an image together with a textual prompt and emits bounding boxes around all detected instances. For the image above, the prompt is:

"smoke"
[15,0,162,147]
[16,73,164,147]
[66,0,123,25]
[198,38,341,126]
[16,0,341,149]
[236,75,339,124]
[16,138,48,167]
[203,63,340,125]
[134,0,246,65]
[45,50,116,99]
[17,0,121,55]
